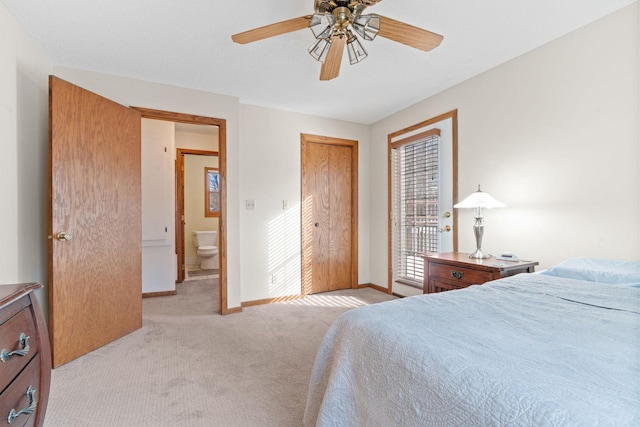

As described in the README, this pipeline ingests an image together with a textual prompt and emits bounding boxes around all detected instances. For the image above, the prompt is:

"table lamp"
[454,185,506,259]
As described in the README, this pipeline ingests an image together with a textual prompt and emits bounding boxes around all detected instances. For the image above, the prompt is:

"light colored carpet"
[44,279,396,426]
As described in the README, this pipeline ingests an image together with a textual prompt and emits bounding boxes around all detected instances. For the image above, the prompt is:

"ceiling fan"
[231,0,443,81]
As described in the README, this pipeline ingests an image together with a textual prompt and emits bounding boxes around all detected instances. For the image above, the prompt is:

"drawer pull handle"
[7,386,37,424]
[451,271,464,280]
[1,333,30,362]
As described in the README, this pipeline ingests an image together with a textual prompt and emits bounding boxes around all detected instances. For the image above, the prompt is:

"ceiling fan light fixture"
[231,0,444,81]
[310,13,336,39]
[352,14,380,41]
[308,37,332,63]
[346,31,367,64]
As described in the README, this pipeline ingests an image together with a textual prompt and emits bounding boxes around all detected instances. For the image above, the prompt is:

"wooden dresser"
[0,283,50,427]
[423,252,539,294]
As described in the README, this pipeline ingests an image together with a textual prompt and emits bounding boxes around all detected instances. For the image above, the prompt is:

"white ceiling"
[2,0,636,124]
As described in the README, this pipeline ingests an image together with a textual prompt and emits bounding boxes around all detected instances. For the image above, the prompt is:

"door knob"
[438,225,451,232]
[56,232,73,241]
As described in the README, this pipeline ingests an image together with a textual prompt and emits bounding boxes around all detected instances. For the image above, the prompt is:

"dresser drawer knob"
[451,271,463,280]
[7,386,37,424]
[0,333,30,362]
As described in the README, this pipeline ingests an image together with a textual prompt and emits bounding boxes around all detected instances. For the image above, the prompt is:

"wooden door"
[175,148,219,284]
[301,134,358,294]
[49,76,142,367]
[387,110,458,293]
[176,152,185,283]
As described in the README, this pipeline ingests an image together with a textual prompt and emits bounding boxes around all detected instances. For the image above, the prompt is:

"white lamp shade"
[454,186,506,209]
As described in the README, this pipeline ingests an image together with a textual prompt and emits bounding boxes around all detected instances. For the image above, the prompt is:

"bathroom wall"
[176,126,218,151]
[176,129,219,266]
[184,154,219,265]
[141,119,176,293]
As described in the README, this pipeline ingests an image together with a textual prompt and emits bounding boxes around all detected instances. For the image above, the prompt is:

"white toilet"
[192,230,218,270]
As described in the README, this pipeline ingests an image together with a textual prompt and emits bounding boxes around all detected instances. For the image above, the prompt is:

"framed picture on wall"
[205,167,220,217]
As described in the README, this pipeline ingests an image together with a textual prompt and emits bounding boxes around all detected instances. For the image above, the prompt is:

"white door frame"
[387,110,458,295]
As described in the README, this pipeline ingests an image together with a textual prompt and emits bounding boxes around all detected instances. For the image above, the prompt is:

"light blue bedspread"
[304,274,640,426]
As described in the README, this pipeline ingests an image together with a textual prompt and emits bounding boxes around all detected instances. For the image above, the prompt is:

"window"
[391,129,440,288]
[205,167,220,217]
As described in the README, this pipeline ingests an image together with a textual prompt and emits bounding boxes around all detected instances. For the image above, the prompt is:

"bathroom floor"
[185,264,219,281]
[184,265,220,280]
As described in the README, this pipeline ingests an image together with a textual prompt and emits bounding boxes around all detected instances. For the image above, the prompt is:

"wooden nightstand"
[422,252,539,294]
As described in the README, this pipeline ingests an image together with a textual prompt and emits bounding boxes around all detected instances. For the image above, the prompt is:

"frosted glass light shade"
[310,13,336,39]
[346,31,367,64]
[308,37,331,62]
[352,14,380,41]
[454,185,506,209]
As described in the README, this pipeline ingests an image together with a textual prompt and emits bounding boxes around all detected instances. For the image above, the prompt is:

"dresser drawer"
[0,308,37,393]
[429,262,493,286]
[0,354,40,427]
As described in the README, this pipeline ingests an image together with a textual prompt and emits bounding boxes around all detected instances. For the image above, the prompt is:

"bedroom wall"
[3,0,637,316]
[44,70,372,306]
[0,3,52,311]
[370,3,640,288]
[238,104,371,302]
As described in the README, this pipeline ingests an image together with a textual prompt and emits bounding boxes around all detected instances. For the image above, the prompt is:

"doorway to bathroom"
[133,107,229,314]
[177,148,219,284]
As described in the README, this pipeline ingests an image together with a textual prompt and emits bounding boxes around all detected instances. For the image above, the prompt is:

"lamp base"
[469,249,492,259]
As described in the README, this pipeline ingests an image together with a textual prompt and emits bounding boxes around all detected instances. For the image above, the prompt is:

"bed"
[304,258,640,426]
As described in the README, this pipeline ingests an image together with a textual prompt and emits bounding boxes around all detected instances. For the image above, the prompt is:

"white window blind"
[391,129,440,288]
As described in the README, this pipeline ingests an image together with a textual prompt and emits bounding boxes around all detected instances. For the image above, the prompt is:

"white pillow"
[540,257,640,286]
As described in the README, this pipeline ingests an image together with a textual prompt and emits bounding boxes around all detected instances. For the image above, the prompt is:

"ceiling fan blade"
[232,16,312,44]
[377,15,443,52]
[319,34,347,81]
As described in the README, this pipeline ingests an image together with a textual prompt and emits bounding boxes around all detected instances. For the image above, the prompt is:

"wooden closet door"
[301,134,358,294]
[328,144,353,289]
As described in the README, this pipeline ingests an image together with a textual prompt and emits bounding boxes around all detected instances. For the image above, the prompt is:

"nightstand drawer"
[423,253,539,294]
[429,279,466,293]
[429,263,492,286]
